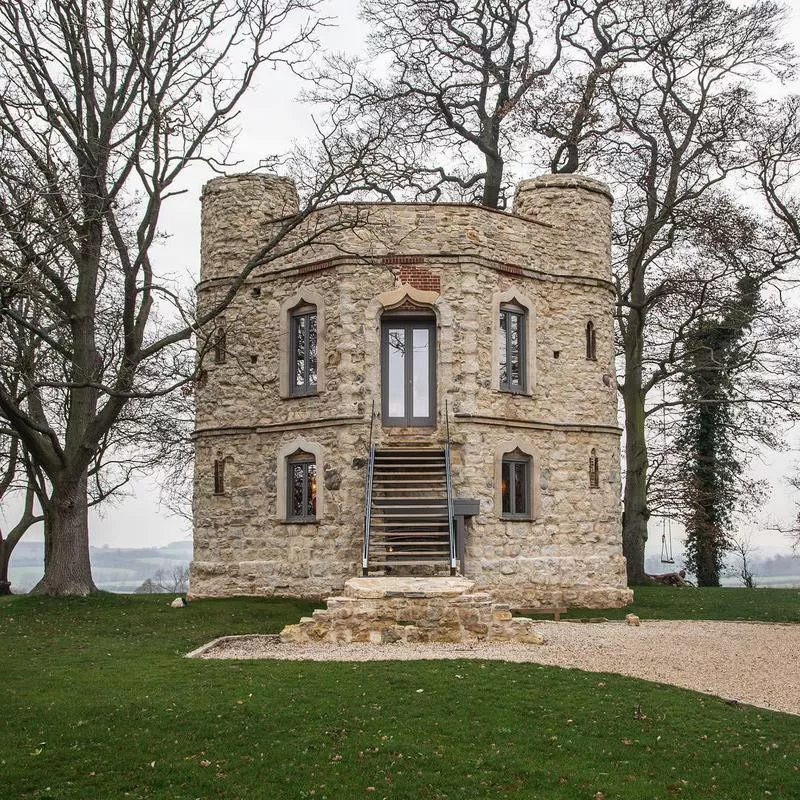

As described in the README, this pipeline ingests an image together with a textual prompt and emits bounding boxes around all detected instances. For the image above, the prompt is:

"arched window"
[501,449,531,519]
[499,303,527,393]
[290,304,318,395]
[287,451,317,521]
[589,448,599,489]
[585,321,597,361]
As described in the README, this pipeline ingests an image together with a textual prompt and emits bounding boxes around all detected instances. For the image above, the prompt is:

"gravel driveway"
[192,620,800,716]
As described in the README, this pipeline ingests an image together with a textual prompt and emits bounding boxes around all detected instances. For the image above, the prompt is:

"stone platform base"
[279,577,545,645]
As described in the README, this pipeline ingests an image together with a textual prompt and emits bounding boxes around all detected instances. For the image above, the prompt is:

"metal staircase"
[362,441,457,575]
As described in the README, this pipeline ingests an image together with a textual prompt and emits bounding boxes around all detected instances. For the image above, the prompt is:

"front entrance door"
[381,317,436,427]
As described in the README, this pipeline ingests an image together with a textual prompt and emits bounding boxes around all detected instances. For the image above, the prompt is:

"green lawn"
[1,591,798,799]
[563,585,800,622]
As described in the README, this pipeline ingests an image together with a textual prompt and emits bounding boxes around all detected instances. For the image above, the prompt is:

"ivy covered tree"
[675,273,775,586]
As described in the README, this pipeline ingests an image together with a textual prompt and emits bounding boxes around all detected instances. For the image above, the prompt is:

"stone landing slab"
[279,577,545,645]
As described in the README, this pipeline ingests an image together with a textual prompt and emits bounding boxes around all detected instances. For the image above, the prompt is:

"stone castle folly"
[190,172,633,610]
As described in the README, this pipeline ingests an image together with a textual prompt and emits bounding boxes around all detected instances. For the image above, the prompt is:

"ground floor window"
[287,452,317,521]
[501,451,531,519]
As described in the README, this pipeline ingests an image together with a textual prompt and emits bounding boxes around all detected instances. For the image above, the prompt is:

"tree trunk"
[482,151,504,208]
[622,381,649,584]
[694,521,721,587]
[0,538,10,595]
[30,472,96,596]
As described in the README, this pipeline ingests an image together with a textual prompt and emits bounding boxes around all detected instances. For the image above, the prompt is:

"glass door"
[381,317,436,427]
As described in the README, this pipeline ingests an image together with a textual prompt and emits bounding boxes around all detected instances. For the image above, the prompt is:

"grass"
[0,591,798,799]
[562,585,800,622]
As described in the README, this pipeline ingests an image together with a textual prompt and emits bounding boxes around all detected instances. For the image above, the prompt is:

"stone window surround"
[493,438,541,520]
[276,437,325,522]
[491,289,536,396]
[279,289,326,399]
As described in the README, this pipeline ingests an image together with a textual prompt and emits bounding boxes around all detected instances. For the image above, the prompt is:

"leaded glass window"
[290,306,318,395]
[499,304,526,393]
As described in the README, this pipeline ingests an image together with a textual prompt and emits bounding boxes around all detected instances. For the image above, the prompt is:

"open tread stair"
[362,442,456,575]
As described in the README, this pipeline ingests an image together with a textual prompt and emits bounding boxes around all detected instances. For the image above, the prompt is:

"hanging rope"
[660,515,675,564]
[660,384,675,564]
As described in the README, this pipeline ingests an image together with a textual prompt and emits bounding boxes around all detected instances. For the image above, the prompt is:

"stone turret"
[513,174,613,279]
[200,174,299,283]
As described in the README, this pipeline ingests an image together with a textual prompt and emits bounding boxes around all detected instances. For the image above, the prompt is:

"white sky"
[6,1,800,560]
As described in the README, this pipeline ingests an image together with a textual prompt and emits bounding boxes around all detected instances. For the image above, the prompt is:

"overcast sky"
[7,1,800,561]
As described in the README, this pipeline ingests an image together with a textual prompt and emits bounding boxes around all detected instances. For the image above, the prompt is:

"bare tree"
[728,533,758,589]
[599,0,792,583]
[135,565,190,594]
[323,0,796,584]
[0,0,375,595]
[0,431,44,593]
[310,0,574,207]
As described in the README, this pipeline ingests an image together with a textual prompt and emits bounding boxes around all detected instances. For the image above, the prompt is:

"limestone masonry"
[191,172,633,609]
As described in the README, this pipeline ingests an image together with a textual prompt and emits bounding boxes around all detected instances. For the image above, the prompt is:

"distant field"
[8,540,192,593]
[750,575,800,588]
[1,591,799,800]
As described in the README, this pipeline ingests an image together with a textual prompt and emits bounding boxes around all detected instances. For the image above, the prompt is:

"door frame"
[380,314,437,427]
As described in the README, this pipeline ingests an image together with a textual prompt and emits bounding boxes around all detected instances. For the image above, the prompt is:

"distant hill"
[9,539,193,594]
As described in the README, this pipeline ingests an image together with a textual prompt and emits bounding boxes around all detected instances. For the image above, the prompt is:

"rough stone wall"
[195,263,617,431]
[191,173,632,608]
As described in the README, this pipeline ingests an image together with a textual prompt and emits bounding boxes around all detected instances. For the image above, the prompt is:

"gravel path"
[192,620,800,716]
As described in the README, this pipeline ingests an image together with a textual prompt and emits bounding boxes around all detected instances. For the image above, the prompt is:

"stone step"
[374,453,441,460]
[280,577,545,646]
[367,558,451,567]
[371,534,450,542]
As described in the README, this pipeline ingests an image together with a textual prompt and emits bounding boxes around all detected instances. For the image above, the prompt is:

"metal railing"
[444,400,457,575]
[362,400,376,575]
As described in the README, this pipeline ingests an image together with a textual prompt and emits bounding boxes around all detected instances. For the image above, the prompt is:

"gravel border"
[188,620,800,716]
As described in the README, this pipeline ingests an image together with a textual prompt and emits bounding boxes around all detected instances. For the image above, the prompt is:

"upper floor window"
[290,305,318,395]
[287,451,317,522]
[499,304,526,393]
[213,326,227,364]
[501,450,531,519]
[586,321,597,361]
[589,449,599,489]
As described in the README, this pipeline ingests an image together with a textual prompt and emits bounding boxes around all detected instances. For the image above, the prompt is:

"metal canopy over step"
[362,442,457,575]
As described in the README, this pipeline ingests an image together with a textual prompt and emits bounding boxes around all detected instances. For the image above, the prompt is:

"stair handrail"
[367,398,375,453]
[362,400,377,575]
[444,399,457,575]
